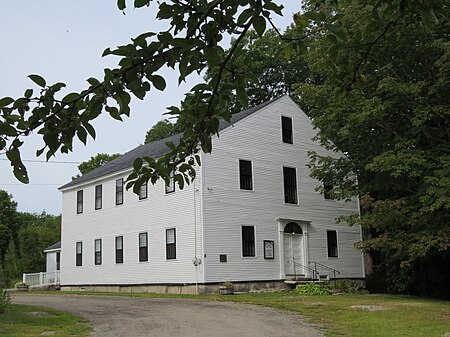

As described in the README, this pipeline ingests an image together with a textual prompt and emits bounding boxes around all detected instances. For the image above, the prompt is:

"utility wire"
[0,183,63,186]
[0,158,80,164]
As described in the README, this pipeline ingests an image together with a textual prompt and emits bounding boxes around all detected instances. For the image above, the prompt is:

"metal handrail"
[287,259,319,280]
[309,261,341,287]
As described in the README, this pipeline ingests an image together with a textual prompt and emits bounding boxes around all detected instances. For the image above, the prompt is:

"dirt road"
[13,294,324,337]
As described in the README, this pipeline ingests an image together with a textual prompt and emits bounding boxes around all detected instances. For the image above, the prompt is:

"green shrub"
[296,283,332,295]
[0,287,11,314]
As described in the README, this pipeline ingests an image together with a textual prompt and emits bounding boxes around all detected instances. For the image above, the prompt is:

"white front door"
[283,234,303,275]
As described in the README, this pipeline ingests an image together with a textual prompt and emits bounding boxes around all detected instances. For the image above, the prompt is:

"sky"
[0,1,301,215]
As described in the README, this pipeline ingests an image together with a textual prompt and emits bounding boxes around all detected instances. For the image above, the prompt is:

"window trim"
[94,239,102,265]
[241,225,256,258]
[95,185,102,210]
[139,181,148,200]
[115,236,124,264]
[283,166,298,205]
[281,115,293,144]
[76,190,83,214]
[75,241,83,267]
[326,230,339,258]
[115,178,124,205]
[165,228,176,260]
[239,159,253,191]
[138,232,148,262]
[165,170,175,194]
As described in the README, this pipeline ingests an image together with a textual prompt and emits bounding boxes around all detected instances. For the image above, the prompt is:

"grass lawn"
[29,290,450,337]
[0,304,91,337]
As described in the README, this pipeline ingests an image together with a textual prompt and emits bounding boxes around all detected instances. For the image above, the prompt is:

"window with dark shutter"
[94,239,102,265]
[165,170,175,194]
[116,178,124,205]
[139,181,148,200]
[283,167,297,204]
[242,226,255,257]
[239,160,253,190]
[115,236,123,264]
[166,228,176,260]
[76,241,82,266]
[76,190,83,214]
[327,230,338,258]
[281,116,293,144]
[139,232,148,262]
[95,185,102,210]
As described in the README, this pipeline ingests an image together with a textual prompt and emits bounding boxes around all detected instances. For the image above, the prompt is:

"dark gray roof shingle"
[44,241,61,251]
[60,96,284,190]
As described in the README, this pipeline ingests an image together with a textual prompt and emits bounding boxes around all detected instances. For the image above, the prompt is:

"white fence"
[22,271,61,287]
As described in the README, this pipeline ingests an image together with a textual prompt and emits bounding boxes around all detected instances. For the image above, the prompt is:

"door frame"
[277,218,310,279]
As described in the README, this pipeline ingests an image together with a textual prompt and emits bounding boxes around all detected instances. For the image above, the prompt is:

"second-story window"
[95,185,102,210]
[139,232,148,262]
[94,239,102,265]
[281,116,293,144]
[283,167,297,204]
[139,181,148,200]
[76,190,83,214]
[165,170,175,194]
[324,180,333,200]
[115,236,123,264]
[239,160,253,190]
[116,178,124,205]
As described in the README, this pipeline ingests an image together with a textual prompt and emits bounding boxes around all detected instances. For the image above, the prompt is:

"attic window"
[281,116,293,144]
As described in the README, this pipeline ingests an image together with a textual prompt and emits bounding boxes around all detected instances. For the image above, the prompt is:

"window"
[281,116,293,144]
[56,252,61,271]
[139,232,148,262]
[94,239,102,265]
[166,228,176,260]
[242,226,255,257]
[95,185,102,210]
[219,254,227,263]
[116,178,124,205]
[239,160,253,190]
[165,170,175,194]
[327,230,338,258]
[283,167,297,204]
[139,181,148,200]
[76,190,83,214]
[324,180,333,200]
[115,236,123,264]
[76,241,82,266]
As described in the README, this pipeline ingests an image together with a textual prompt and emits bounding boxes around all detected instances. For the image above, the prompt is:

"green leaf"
[133,158,143,171]
[326,24,348,42]
[236,88,248,108]
[304,11,327,22]
[24,89,33,98]
[134,0,149,8]
[28,74,46,88]
[77,127,87,145]
[0,97,14,108]
[0,124,17,137]
[253,16,266,37]
[117,0,126,10]
[13,164,29,184]
[84,123,96,139]
[150,75,166,91]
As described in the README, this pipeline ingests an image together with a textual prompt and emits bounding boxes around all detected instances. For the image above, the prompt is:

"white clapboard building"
[58,95,365,293]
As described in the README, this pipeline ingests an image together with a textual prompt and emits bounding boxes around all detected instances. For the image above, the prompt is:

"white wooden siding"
[60,167,204,285]
[201,96,364,282]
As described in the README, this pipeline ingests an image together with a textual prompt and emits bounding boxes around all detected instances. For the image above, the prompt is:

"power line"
[0,183,63,186]
[0,158,80,164]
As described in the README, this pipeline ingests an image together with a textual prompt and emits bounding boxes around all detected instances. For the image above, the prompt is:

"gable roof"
[59,95,285,190]
[44,241,61,252]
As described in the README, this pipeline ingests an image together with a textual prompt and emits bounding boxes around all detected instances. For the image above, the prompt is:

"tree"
[75,153,121,178]
[1,239,20,284]
[298,1,450,298]
[0,0,445,194]
[144,119,182,144]
[0,190,18,263]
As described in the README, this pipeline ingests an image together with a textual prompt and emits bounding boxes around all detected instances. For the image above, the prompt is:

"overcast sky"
[0,1,301,215]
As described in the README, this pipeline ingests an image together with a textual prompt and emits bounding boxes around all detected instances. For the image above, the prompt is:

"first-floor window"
[166,228,176,260]
[56,252,61,271]
[115,236,123,264]
[242,226,255,257]
[165,170,175,194]
[94,239,102,265]
[327,230,338,258]
[139,232,148,262]
[76,241,82,266]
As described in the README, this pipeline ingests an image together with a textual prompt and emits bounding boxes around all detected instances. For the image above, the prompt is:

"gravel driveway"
[13,293,324,337]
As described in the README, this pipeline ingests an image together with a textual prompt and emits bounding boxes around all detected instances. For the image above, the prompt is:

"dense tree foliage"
[298,1,450,298]
[144,119,182,144]
[0,191,60,286]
